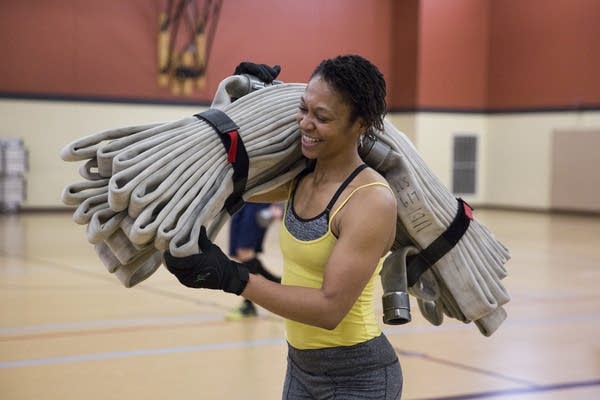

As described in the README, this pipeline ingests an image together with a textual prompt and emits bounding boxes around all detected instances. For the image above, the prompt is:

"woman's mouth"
[301,134,321,146]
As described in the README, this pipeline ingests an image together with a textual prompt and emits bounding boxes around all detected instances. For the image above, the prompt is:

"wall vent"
[452,134,478,195]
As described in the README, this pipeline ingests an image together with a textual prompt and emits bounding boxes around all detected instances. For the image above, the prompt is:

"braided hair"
[311,54,387,132]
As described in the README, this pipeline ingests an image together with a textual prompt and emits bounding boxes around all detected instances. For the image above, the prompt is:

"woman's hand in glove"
[163,226,250,295]
[234,62,281,84]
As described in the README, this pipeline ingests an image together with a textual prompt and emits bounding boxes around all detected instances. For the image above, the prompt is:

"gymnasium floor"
[0,208,599,399]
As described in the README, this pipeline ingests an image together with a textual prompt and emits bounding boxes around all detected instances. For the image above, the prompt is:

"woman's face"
[296,76,364,160]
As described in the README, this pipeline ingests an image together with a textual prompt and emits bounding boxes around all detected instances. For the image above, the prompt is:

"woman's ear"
[353,117,368,137]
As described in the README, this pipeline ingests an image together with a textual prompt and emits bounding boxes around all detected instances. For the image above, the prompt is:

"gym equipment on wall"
[157,0,223,95]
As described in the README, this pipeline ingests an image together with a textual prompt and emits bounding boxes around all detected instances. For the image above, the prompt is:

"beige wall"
[391,110,600,211]
[0,99,206,208]
[412,113,488,205]
[486,112,600,210]
[1,98,599,212]
[385,114,417,145]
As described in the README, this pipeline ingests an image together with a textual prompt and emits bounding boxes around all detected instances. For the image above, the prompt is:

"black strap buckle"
[194,109,249,215]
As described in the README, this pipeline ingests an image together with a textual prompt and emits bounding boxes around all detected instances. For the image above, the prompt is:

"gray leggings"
[282,334,402,399]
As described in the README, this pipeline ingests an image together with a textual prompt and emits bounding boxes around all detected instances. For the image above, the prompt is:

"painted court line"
[0,337,286,369]
[394,347,537,387]
[1,308,598,342]
[412,379,600,399]
[0,313,225,336]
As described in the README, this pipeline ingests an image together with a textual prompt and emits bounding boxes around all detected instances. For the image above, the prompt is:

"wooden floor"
[1,209,599,399]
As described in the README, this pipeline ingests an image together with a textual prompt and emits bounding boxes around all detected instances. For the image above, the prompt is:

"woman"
[164,54,402,399]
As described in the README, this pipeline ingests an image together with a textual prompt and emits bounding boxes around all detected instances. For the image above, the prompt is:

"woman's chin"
[301,146,317,159]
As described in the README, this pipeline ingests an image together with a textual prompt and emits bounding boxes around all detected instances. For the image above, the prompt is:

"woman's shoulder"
[362,165,389,184]
[355,166,394,194]
[344,166,396,209]
[332,165,397,244]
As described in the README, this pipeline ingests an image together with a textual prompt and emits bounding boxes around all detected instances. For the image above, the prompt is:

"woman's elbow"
[314,293,351,330]
[317,310,346,330]
[316,320,339,331]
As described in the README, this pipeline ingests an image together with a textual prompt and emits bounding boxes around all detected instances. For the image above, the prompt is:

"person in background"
[164,55,403,399]
[226,202,282,320]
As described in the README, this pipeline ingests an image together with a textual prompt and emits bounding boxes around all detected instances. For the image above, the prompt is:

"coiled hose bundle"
[60,76,510,335]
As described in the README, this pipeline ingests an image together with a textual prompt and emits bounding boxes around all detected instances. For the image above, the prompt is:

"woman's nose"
[297,113,312,130]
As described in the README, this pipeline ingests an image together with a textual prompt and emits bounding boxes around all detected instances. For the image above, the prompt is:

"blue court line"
[0,337,286,369]
[411,379,600,399]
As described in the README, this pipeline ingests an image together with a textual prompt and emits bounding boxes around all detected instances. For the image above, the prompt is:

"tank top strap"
[329,181,393,225]
[324,164,368,213]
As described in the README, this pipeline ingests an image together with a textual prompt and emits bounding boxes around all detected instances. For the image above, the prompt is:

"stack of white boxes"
[0,139,28,212]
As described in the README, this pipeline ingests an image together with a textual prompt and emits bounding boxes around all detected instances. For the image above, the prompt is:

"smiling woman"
[164,55,404,399]
[295,56,387,168]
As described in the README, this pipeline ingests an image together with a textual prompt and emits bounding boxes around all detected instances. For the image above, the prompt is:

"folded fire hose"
[61,74,510,336]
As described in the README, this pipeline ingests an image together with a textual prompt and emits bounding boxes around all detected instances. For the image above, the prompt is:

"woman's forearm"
[241,274,346,330]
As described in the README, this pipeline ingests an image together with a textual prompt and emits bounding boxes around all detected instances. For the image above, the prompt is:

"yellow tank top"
[280,179,391,350]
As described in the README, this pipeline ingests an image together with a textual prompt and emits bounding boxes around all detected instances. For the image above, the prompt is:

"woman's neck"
[311,152,363,185]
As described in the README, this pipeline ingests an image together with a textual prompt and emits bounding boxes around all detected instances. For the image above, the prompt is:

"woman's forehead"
[302,76,347,112]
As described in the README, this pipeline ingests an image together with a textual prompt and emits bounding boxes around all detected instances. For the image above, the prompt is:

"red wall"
[488,0,600,109]
[0,0,394,103]
[417,0,491,110]
[1,0,599,110]
[388,0,420,109]
[1,1,161,99]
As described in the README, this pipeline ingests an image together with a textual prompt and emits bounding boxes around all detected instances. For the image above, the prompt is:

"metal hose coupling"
[379,247,416,325]
[382,291,411,325]
[358,131,391,170]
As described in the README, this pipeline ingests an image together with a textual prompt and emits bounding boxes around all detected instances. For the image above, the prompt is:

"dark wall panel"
[551,130,600,212]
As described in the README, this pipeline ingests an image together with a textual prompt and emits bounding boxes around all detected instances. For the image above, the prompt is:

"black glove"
[163,227,249,295]
[234,62,281,84]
